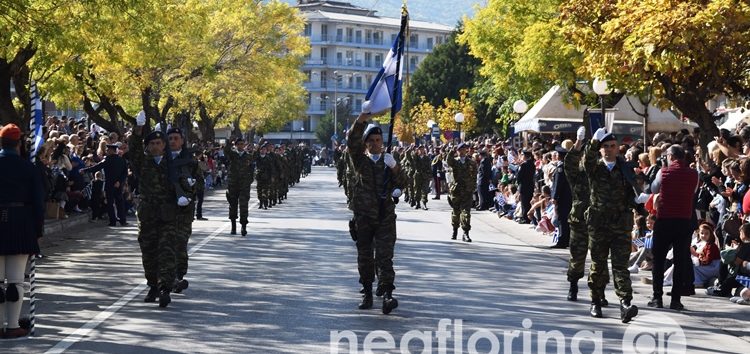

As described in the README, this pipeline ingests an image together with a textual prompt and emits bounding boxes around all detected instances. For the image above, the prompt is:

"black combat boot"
[230,220,237,235]
[462,231,472,243]
[620,299,638,323]
[358,284,373,310]
[258,202,264,209]
[567,282,578,301]
[647,296,663,308]
[601,297,609,307]
[241,224,247,237]
[590,299,603,318]
[415,201,421,209]
[451,228,458,240]
[263,201,268,210]
[271,198,276,206]
[0,287,5,304]
[421,202,428,210]
[375,283,385,297]
[144,286,159,303]
[173,278,189,293]
[382,290,399,314]
[159,286,172,308]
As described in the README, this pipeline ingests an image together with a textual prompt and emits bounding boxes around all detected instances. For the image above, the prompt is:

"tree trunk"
[82,95,120,133]
[0,60,21,126]
[197,101,218,143]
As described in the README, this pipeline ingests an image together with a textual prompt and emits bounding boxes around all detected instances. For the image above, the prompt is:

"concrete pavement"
[4,166,748,353]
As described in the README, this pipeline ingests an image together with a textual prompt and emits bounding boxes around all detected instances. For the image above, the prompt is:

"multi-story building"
[263,0,453,146]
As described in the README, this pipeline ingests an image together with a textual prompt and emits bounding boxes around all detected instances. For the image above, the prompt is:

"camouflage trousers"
[354,213,397,291]
[412,175,429,204]
[138,217,177,289]
[588,224,632,302]
[450,195,472,232]
[227,183,251,224]
[256,179,271,203]
[175,210,194,279]
[567,222,598,283]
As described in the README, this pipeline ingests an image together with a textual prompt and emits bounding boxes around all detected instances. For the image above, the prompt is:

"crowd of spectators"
[410,124,750,307]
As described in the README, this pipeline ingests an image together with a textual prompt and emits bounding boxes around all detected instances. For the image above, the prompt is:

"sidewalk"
[469,207,750,343]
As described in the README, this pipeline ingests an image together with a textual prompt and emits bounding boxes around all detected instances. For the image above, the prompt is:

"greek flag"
[362,14,406,116]
[29,80,44,163]
[632,236,653,249]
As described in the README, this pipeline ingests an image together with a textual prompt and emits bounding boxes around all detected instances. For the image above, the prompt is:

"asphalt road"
[5,166,748,353]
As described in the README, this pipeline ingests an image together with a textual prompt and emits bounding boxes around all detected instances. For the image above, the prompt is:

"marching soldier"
[166,127,203,293]
[411,145,431,210]
[583,127,640,323]
[447,143,477,242]
[347,113,405,314]
[255,143,274,210]
[224,137,255,236]
[129,114,179,307]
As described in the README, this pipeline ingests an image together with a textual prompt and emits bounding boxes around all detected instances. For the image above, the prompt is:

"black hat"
[363,124,382,142]
[106,144,119,149]
[166,127,183,136]
[145,131,165,143]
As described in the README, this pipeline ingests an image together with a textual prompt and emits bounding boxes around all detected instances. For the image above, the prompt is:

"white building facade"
[263,0,453,145]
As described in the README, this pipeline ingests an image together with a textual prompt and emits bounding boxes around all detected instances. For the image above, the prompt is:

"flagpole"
[385,4,408,153]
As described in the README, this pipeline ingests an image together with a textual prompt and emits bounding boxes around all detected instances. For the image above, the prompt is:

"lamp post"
[592,78,612,132]
[454,112,465,142]
[512,99,528,147]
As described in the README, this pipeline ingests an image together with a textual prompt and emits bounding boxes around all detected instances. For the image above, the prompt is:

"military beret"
[363,124,382,142]
[0,124,21,141]
[145,131,165,143]
[600,133,617,144]
[166,127,183,136]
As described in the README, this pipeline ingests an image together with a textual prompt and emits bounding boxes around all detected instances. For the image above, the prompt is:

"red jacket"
[656,160,698,219]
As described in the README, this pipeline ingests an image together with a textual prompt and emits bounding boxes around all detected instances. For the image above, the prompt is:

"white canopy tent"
[719,108,750,131]
[514,86,696,134]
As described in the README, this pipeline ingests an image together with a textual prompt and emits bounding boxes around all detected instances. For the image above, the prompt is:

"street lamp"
[454,112,465,141]
[592,78,612,131]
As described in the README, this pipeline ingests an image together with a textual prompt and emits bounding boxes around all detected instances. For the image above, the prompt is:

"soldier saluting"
[447,143,477,242]
[347,112,405,314]
[129,112,180,308]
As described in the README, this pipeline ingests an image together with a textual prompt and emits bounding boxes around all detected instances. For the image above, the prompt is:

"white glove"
[634,192,650,204]
[391,188,402,198]
[136,110,146,126]
[576,126,586,141]
[383,153,397,168]
[361,101,372,114]
[593,128,608,142]
[177,196,190,207]
[187,178,196,187]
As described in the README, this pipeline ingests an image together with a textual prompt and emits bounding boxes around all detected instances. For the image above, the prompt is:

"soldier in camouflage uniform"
[334,145,345,187]
[583,127,639,323]
[411,145,432,210]
[165,128,203,294]
[255,143,274,210]
[347,113,405,314]
[224,137,255,236]
[564,138,607,304]
[447,143,477,242]
[130,123,178,308]
[401,148,414,205]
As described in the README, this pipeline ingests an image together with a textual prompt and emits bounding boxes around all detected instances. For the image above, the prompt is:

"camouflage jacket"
[583,139,638,230]
[254,152,275,182]
[129,133,177,222]
[563,148,590,225]
[446,150,477,198]
[347,120,406,219]
[224,144,255,187]
[412,154,432,179]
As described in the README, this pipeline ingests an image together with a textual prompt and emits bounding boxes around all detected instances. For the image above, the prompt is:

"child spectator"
[90,171,106,221]
[691,223,721,287]
[630,214,655,273]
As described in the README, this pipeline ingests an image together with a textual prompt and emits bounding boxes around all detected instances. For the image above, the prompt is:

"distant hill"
[281,0,483,26]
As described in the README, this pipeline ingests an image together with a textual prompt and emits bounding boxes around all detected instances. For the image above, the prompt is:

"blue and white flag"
[362,13,407,116]
[29,80,44,163]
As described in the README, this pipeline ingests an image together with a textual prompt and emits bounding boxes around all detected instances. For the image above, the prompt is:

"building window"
[306,93,311,105]
[427,37,434,50]
[321,24,328,41]
[355,30,362,43]
[345,50,354,66]
[436,35,443,45]
[365,30,372,44]
[304,24,311,37]
[410,56,418,71]
[336,52,343,66]
[374,54,383,65]
[320,47,327,64]
[319,94,328,110]
[391,33,397,44]
[320,71,328,88]
[336,28,343,42]
[364,52,372,67]
[409,34,418,49]
[346,28,353,43]
[355,76,362,90]
[355,99,362,112]
[304,70,311,83]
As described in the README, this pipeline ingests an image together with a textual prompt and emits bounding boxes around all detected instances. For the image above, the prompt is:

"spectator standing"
[81,144,129,226]
[551,140,574,248]
[516,151,536,224]
[648,145,699,310]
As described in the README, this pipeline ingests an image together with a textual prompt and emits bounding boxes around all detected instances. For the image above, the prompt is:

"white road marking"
[44,221,231,354]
